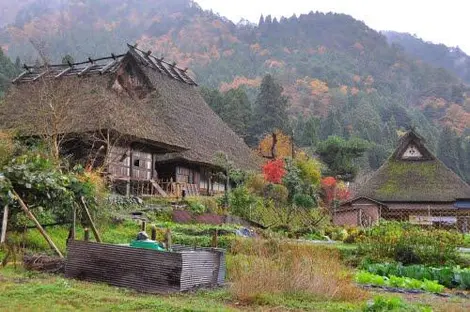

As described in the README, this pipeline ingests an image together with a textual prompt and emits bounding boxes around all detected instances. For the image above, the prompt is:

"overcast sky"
[196,0,470,54]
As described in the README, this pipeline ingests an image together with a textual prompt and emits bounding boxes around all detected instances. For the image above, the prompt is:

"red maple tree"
[262,159,286,184]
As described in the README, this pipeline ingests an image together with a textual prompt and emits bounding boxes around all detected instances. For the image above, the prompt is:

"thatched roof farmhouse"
[335,130,470,230]
[1,44,260,197]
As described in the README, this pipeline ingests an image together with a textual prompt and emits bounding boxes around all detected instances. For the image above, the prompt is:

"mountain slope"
[0,0,469,136]
[383,31,470,84]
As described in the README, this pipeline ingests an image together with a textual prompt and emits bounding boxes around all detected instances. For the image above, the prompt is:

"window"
[133,159,141,167]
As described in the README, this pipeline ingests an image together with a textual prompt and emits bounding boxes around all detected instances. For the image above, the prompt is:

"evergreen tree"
[252,74,289,139]
[201,87,224,115]
[316,136,369,181]
[437,127,461,175]
[222,88,252,138]
[0,48,18,96]
[14,56,21,70]
[62,54,74,65]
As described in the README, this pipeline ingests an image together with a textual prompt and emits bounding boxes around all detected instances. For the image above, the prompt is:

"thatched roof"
[2,44,260,170]
[356,130,470,202]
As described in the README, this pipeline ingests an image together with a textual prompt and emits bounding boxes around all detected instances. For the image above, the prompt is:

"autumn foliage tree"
[258,130,293,159]
[321,177,351,208]
[262,159,286,184]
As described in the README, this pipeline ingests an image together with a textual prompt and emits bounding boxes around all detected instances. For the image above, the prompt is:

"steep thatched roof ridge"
[356,130,470,202]
[1,75,188,151]
[4,45,260,170]
[142,66,261,170]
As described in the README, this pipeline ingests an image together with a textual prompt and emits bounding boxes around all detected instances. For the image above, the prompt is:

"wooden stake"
[72,204,76,240]
[211,229,218,248]
[151,226,157,241]
[84,228,90,241]
[12,191,64,258]
[80,197,102,243]
[1,205,8,244]
[165,229,172,251]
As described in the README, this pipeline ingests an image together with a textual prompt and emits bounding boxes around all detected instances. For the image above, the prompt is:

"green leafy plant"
[355,271,444,293]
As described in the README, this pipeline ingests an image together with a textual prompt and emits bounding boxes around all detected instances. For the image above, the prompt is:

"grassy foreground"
[0,266,366,312]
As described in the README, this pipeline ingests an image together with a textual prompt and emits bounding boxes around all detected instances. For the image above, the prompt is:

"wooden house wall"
[108,146,130,179]
[131,151,152,180]
[175,166,200,185]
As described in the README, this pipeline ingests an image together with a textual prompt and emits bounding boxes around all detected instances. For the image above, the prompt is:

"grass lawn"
[0,266,365,312]
[3,222,470,311]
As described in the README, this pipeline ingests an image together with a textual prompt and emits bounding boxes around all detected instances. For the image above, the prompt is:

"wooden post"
[211,229,218,248]
[1,205,9,244]
[80,197,102,243]
[165,229,172,251]
[12,191,64,258]
[141,221,146,232]
[151,226,157,241]
[84,228,90,241]
[72,204,76,240]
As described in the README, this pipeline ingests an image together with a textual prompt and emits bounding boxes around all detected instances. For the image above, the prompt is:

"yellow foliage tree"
[258,130,293,159]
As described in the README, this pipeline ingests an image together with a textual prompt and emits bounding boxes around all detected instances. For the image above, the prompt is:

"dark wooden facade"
[106,144,226,197]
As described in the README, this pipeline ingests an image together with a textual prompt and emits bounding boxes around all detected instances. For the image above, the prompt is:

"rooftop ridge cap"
[22,53,127,69]
[132,45,188,72]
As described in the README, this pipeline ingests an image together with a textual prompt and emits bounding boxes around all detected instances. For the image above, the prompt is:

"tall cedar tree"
[437,127,462,176]
[0,48,18,95]
[201,87,252,139]
[253,75,289,139]
[223,88,252,138]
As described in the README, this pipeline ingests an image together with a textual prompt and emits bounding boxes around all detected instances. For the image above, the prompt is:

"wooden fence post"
[84,228,90,241]
[211,229,218,248]
[13,191,63,258]
[80,197,102,243]
[151,226,157,241]
[165,229,172,251]
[1,205,9,244]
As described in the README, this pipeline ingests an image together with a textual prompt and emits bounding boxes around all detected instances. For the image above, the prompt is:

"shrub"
[229,186,262,220]
[293,193,315,209]
[364,296,431,312]
[295,155,321,186]
[245,174,267,196]
[264,183,289,204]
[358,222,463,266]
[229,238,367,303]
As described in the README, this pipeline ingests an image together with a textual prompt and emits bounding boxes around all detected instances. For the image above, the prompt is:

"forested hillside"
[384,31,470,84]
[0,0,470,180]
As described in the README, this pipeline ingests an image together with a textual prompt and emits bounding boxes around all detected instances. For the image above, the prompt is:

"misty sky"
[196,0,470,54]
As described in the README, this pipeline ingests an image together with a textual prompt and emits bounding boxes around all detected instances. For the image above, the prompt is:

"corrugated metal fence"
[65,240,225,293]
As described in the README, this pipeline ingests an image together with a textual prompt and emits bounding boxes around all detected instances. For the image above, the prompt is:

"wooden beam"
[100,59,118,74]
[11,71,30,84]
[78,63,96,77]
[55,66,73,79]
[32,69,49,81]
[1,205,8,244]
[13,190,64,258]
[80,197,102,243]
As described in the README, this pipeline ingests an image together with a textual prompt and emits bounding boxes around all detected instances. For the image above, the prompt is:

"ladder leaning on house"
[150,180,168,197]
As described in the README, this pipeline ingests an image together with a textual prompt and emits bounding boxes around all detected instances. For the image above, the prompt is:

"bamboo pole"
[12,191,64,258]
[80,197,102,243]
[71,204,76,240]
[1,205,8,244]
